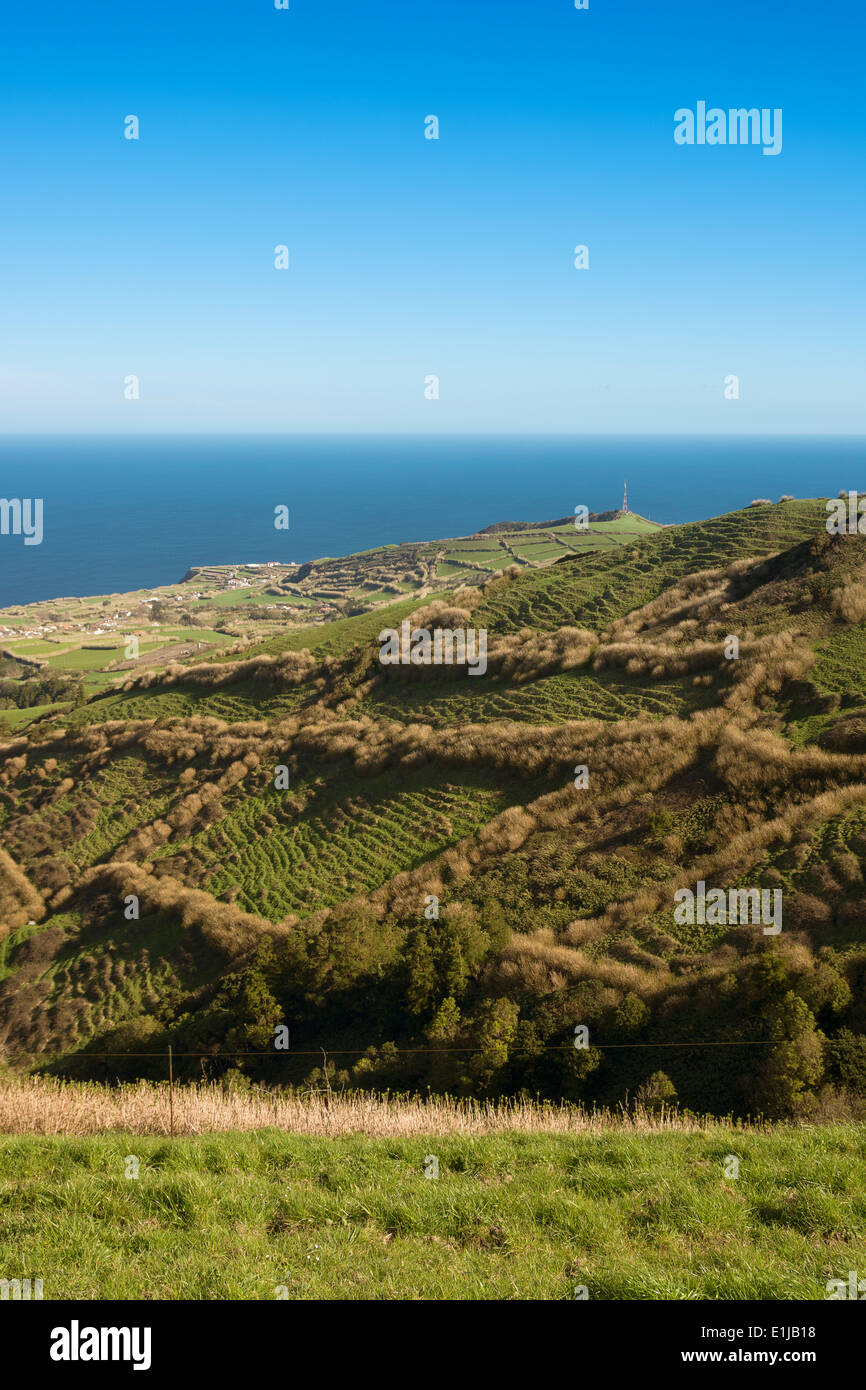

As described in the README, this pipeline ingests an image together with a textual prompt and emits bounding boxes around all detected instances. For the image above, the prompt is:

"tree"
[468,999,520,1089]
[406,930,436,1016]
[427,996,461,1042]
[754,991,825,1117]
[614,992,649,1037]
[825,1030,866,1095]
[636,1070,678,1113]
[217,937,283,1055]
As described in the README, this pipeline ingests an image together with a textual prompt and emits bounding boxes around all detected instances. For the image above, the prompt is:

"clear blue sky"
[1,0,863,433]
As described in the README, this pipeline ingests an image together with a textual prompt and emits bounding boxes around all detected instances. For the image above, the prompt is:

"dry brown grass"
[0,1075,738,1137]
[65,861,289,957]
[0,847,45,940]
[496,931,673,999]
[833,582,866,623]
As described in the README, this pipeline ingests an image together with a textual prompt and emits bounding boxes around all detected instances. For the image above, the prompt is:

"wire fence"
[3,1037,785,1138]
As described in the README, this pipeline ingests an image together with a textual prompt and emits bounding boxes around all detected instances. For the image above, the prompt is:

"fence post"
[168,1044,175,1140]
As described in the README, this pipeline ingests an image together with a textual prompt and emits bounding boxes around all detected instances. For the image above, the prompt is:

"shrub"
[636,1071,678,1113]
[833,583,866,624]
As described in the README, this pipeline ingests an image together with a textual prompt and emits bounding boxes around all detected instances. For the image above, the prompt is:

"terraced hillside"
[0,511,655,733]
[4,497,866,1122]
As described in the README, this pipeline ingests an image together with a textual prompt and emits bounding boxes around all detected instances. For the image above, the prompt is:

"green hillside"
[0,513,657,734]
[4,496,866,1124]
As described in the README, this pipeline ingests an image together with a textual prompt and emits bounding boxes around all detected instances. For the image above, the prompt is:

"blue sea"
[1,435,864,608]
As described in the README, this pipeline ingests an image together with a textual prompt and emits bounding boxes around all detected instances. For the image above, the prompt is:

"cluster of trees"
[66,907,866,1121]
[0,671,83,709]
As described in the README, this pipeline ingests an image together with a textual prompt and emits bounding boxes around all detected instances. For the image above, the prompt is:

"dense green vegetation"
[0,669,83,711]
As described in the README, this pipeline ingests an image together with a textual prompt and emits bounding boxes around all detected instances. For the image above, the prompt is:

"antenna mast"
[623,479,629,514]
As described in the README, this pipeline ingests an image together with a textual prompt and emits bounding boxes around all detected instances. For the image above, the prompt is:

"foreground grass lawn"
[1,1127,864,1300]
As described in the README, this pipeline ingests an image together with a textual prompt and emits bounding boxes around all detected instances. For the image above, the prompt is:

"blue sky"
[1,0,863,433]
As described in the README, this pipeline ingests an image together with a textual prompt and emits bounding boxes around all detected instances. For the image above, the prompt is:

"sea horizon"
[1,433,864,608]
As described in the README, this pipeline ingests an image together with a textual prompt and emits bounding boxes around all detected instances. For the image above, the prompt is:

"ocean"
[0,434,863,607]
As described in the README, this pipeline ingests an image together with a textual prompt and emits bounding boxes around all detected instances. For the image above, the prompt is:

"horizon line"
[1,431,864,441]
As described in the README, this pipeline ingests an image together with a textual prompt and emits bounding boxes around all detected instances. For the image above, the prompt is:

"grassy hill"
[4,496,866,1125]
